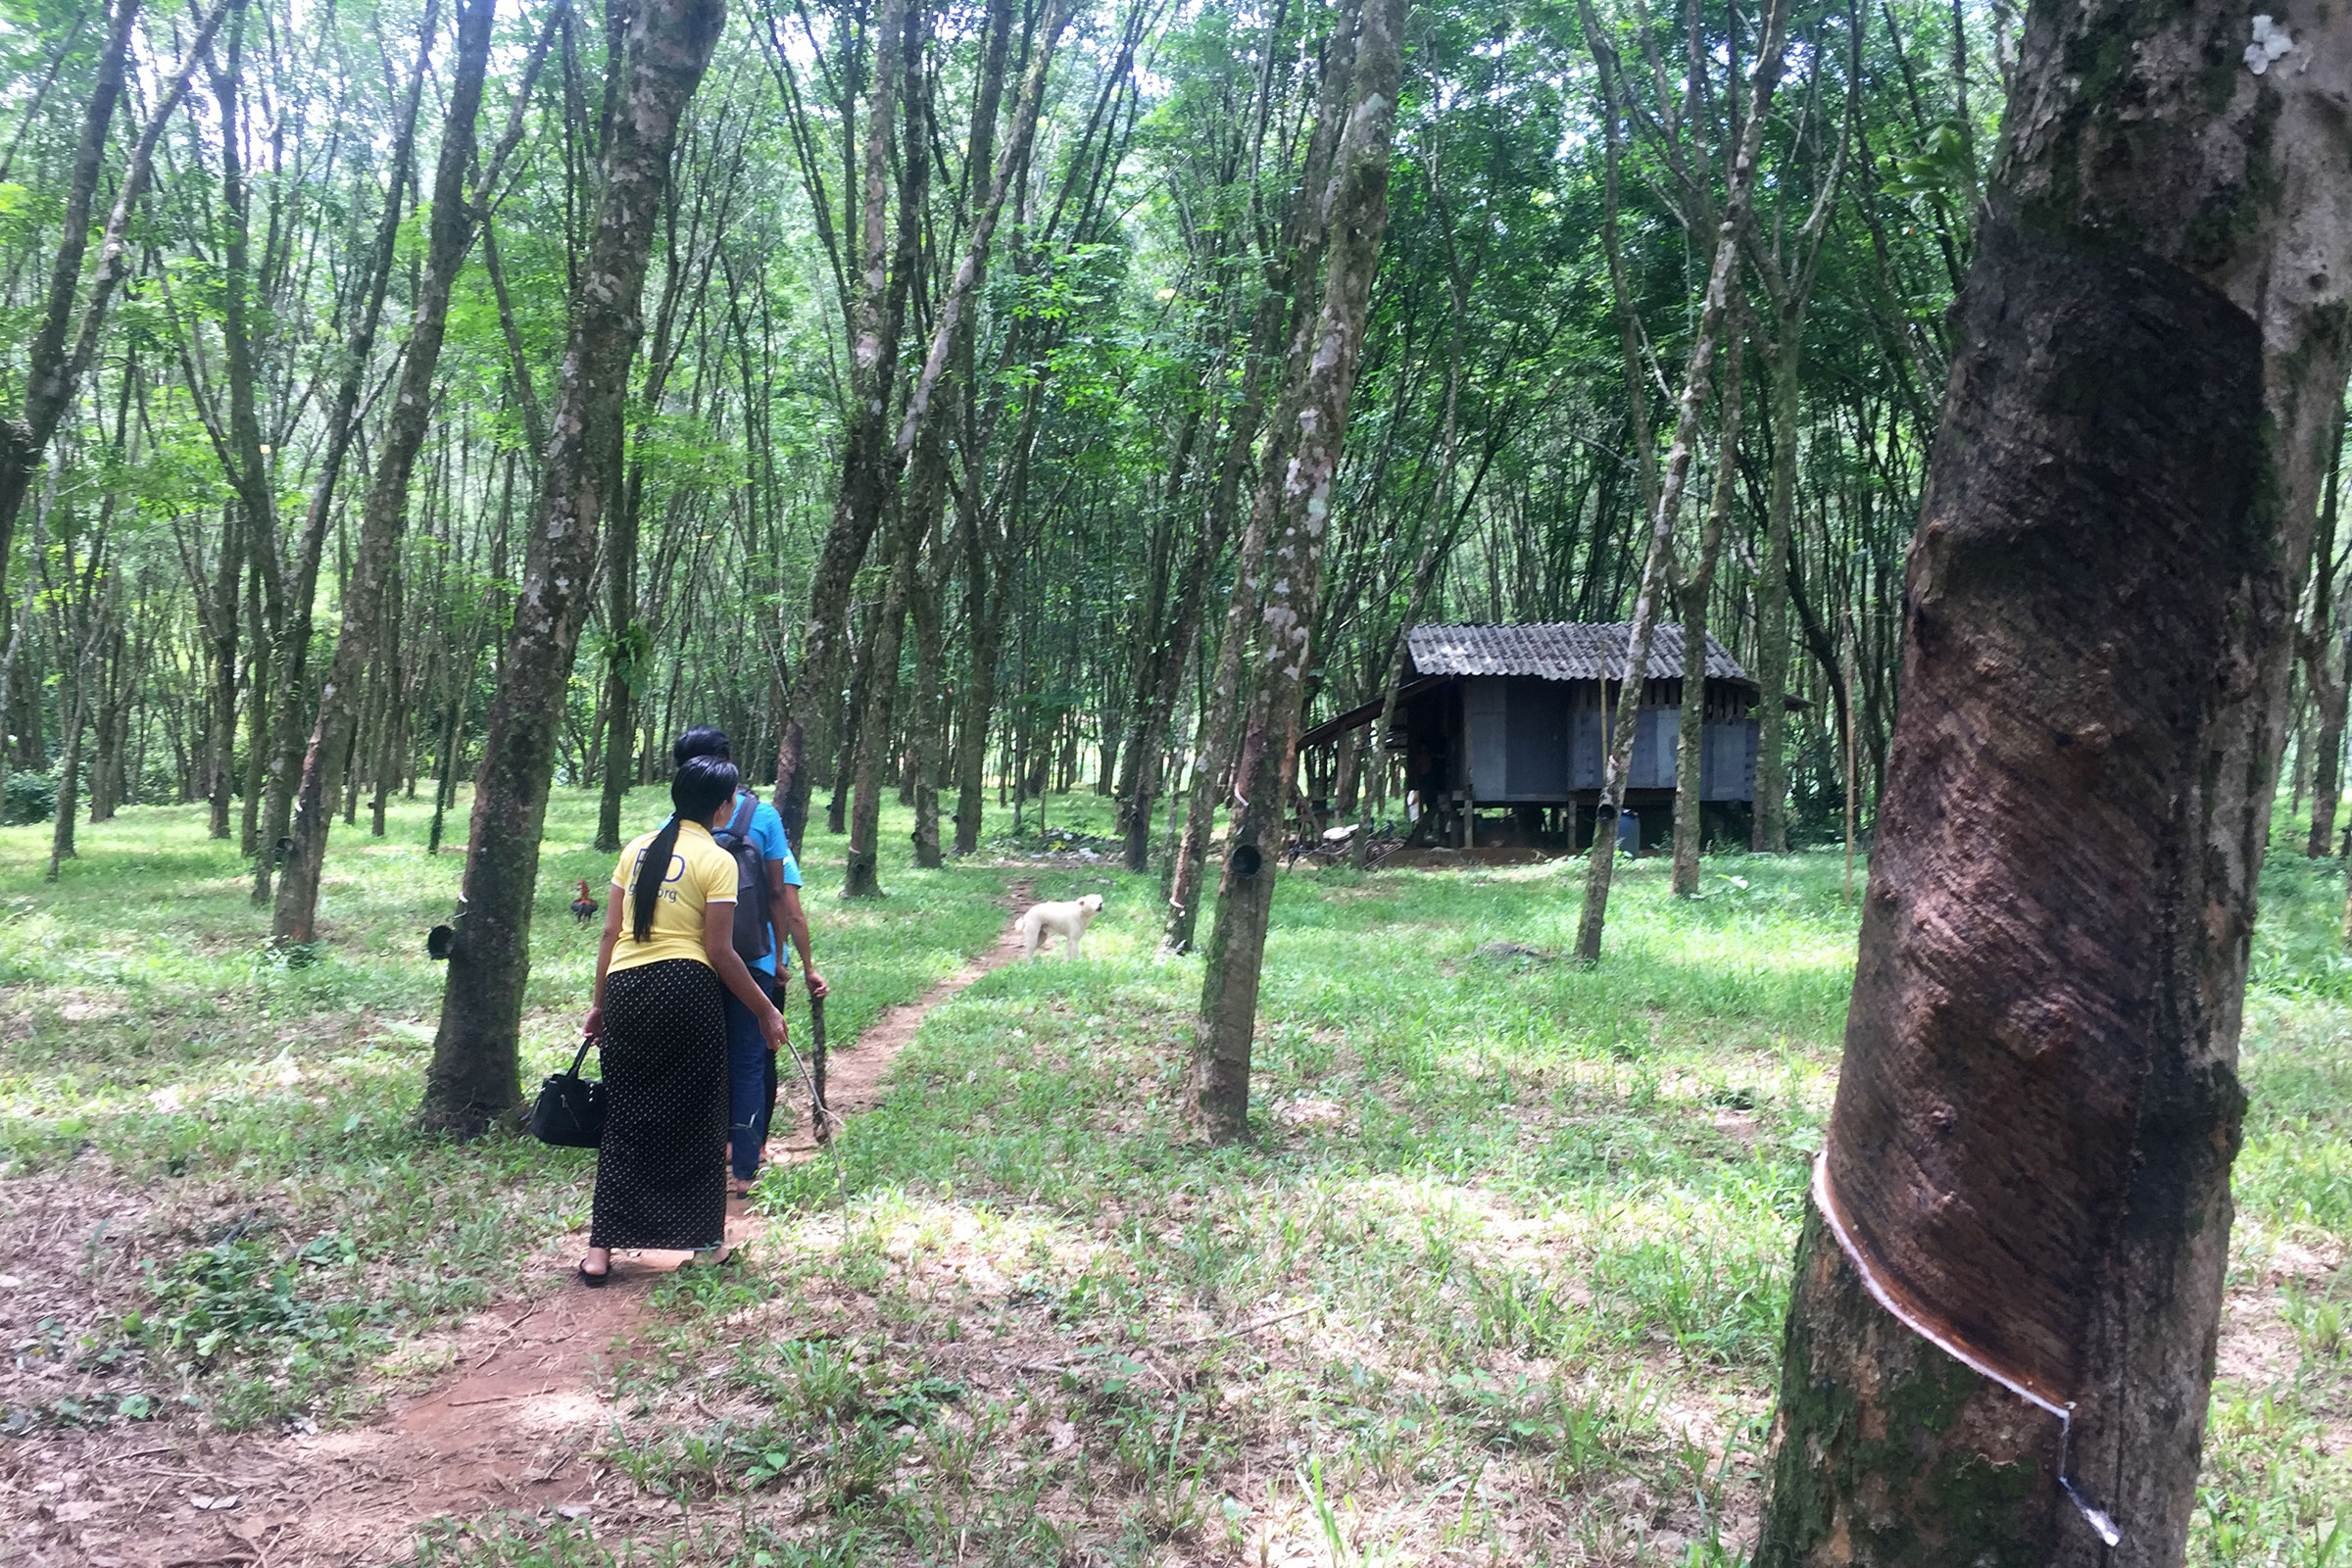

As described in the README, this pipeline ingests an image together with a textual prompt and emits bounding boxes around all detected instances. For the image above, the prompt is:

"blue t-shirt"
[741,793,800,977]
[684,791,802,976]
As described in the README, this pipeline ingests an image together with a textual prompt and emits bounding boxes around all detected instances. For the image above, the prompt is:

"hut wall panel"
[1701,719,1759,801]
[1571,691,1604,790]
[1505,677,1569,799]
[1466,679,1508,799]
[1631,708,1675,789]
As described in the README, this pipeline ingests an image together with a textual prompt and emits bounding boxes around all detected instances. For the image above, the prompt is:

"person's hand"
[760,1004,787,1053]
[582,1004,604,1039]
[805,967,828,1000]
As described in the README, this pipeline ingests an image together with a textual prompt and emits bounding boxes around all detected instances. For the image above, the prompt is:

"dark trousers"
[591,959,727,1250]
[724,970,780,1182]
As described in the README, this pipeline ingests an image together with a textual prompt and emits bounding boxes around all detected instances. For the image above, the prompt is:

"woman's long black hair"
[630,756,740,943]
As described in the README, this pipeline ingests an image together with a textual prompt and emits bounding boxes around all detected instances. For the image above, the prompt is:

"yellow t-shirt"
[607,820,738,974]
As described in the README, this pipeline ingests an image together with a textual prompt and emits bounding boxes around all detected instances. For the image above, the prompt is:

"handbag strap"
[566,1034,598,1078]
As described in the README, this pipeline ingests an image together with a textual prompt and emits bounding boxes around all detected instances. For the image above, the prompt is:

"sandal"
[577,1260,610,1289]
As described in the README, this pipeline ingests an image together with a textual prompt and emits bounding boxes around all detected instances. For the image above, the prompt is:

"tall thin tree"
[273,0,497,945]
[1192,0,1409,1142]
[1574,0,1790,964]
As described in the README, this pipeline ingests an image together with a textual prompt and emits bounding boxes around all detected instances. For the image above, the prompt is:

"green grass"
[1,787,2345,1564]
[0,783,1011,1438]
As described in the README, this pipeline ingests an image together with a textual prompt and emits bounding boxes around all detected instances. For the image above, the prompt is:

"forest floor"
[0,788,2344,1567]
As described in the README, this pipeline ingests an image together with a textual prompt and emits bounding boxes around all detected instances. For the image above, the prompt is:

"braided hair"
[630,755,740,943]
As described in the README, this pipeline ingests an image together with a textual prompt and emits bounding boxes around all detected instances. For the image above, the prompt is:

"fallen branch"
[1167,1303,1314,1348]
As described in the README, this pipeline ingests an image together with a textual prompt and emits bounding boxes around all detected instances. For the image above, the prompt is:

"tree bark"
[845,0,1064,892]
[772,0,922,855]
[1577,0,1790,963]
[275,0,495,946]
[1756,0,2352,1558]
[1751,323,1804,852]
[1192,0,1407,1142]
[2305,398,2347,857]
[209,4,285,866]
[951,456,1010,856]
[47,551,109,882]
[844,506,920,897]
[908,567,947,868]
[1672,315,1745,896]
[0,0,137,593]
[205,507,242,841]
[419,0,722,1135]
[252,0,437,905]
[1163,7,1364,955]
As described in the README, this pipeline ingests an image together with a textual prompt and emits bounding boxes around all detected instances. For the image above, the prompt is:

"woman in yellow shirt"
[577,756,785,1285]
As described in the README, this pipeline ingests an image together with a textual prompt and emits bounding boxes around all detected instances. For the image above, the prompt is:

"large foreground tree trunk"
[419,0,723,1136]
[1756,1,2352,1559]
[1192,0,1406,1141]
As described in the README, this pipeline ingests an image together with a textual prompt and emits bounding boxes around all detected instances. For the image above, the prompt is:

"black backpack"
[711,791,774,964]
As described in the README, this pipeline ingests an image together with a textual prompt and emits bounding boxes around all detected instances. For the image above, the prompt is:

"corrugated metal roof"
[1406,622,1750,683]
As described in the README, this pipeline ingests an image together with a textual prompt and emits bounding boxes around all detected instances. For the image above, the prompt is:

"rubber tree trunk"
[206,506,242,841]
[1115,396,1205,869]
[211,5,285,866]
[47,606,100,882]
[773,0,921,856]
[908,570,946,867]
[1161,336,1283,953]
[88,622,122,822]
[1162,8,1362,955]
[1123,421,1228,875]
[418,0,721,1136]
[951,445,1015,857]
[252,0,432,906]
[1755,0,2352,1559]
[593,513,645,856]
[844,512,919,898]
[274,0,494,947]
[1192,0,1405,1142]
[846,0,1059,891]
[2304,404,2347,858]
[1750,322,1804,852]
[1577,0,1789,964]
[1672,320,1744,897]
[0,0,135,589]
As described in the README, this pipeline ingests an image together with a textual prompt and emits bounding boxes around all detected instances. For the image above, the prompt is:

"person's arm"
[705,897,787,1047]
[777,881,825,997]
[584,895,624,1037]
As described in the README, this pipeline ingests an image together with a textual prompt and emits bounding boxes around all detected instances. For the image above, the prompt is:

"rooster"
[570,879,601,927]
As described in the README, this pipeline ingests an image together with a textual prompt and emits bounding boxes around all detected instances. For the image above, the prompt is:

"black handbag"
[530,1037,606,1148]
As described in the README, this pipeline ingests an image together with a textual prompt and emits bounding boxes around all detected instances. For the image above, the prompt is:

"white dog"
[1017,894,1103,960]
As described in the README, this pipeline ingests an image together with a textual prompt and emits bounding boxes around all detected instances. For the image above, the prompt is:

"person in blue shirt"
[671,726,828,1194]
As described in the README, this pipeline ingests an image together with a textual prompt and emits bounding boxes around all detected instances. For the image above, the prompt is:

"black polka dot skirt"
[589,957,728,1251]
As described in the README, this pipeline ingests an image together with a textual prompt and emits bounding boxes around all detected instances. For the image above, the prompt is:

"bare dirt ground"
[3,889,1034,1568]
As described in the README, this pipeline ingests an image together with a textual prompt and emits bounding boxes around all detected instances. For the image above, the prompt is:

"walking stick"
[808,989,831,1143]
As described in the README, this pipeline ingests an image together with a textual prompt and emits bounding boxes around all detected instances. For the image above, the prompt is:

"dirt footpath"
[3,888,1035,1568]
